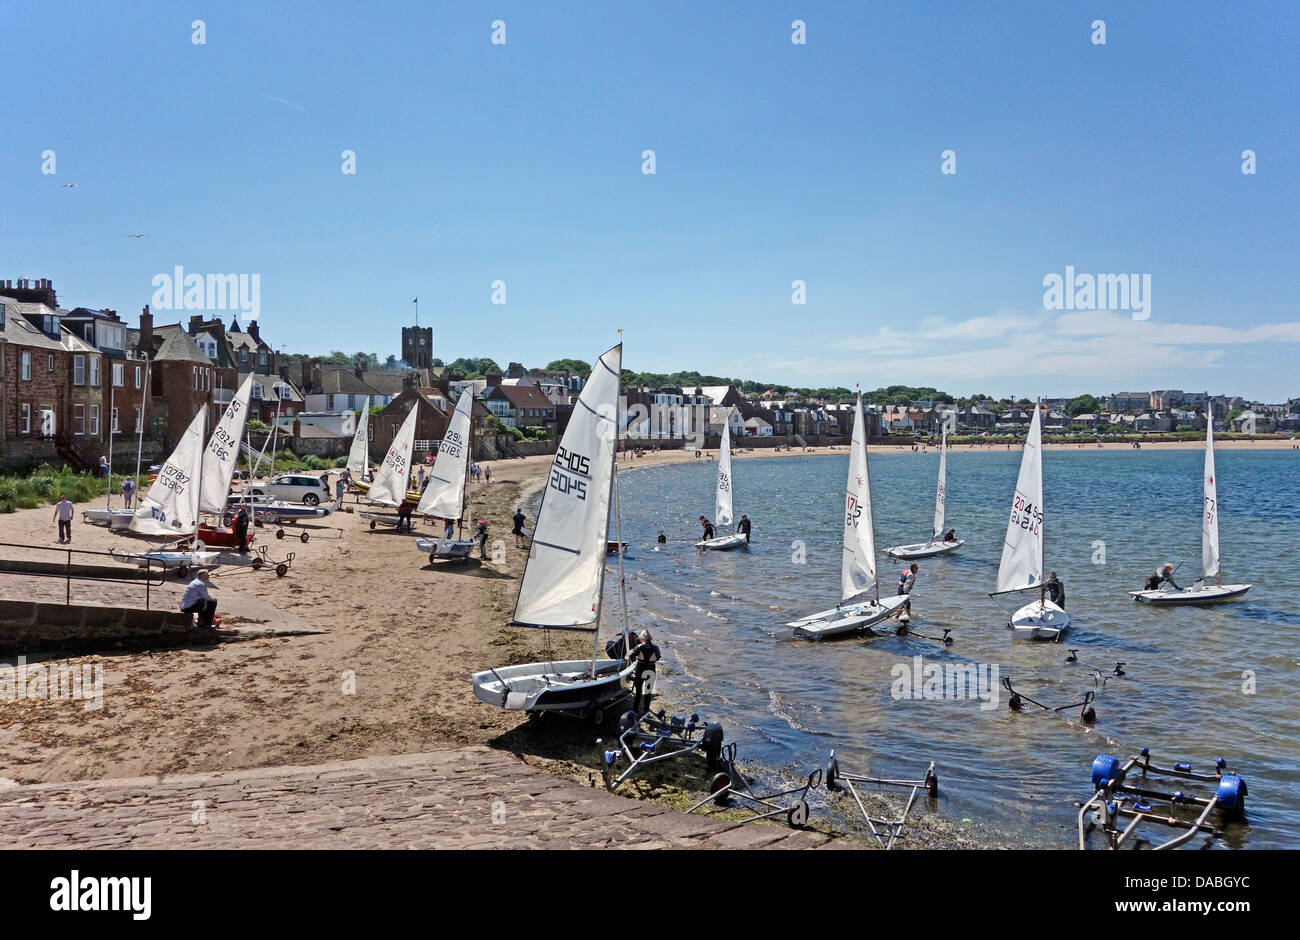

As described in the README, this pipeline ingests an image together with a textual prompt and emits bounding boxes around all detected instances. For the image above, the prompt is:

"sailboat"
[472,342,637,720]
[84,357,151,529]
[413,388,478,562]
[886,427,964,559]
[346,395,372,480]
[696,407,747,550]
[788,391,910,639]
[358,404,422,527]
[1130,414,1251,605]
[990,404,1069,639]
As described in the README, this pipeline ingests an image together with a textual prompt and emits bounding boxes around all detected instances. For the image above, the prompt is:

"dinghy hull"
[1009,599,1069,639]
[82,509,134,529]
[791,594,909,640]
[696,533,748,551]
[886,539,964,560]
[415,538,476,563]
[472,659,636,717]
[1130,583,1251,605]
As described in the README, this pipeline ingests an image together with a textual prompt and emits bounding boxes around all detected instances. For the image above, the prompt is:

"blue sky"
[3,1,1298,400]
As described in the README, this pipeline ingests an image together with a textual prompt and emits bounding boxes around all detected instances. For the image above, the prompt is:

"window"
[21,351,31,380]
[47,354,54,372]
[193,366,198,390]
[134,365,142,389]
[134,407,142,433]
[113,362,124,386]
[259,350,267,366]
[89,405,100,436]
[251,383,263,400]
[112,407,119,433]
[74,355,85,385]
[90,356,100,387]
[20,403,30,433]
[73,404,85,435]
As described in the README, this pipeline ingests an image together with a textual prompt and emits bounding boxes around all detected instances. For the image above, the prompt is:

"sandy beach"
[0,436,1294,786]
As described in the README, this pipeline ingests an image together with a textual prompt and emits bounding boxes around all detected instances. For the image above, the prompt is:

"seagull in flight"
[61,183,77,188]
[128,233,147,238]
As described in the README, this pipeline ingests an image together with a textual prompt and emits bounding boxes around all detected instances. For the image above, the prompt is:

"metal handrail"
[0,540,171,610]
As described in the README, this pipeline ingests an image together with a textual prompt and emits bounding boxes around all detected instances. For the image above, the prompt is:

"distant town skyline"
[5,2,1298,399]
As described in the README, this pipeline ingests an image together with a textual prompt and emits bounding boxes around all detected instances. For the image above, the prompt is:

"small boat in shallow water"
[1129,419,1251,606]
[696,413,748,551]
[790,390,905,640]
[991,405,1070,640]
[886,428,964,560]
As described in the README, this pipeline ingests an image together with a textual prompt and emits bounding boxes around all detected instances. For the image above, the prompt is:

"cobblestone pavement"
[0,747,837,849]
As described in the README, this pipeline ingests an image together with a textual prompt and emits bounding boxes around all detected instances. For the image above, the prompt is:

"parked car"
[247,473,331,506]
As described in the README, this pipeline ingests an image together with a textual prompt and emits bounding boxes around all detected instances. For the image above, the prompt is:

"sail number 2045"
[1010,494,1042,535]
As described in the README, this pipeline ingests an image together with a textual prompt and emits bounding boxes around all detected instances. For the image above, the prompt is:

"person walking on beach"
[627,629,661,715]
[512,508,527,548]
[475,519,490,559]
[54,496,75,544]
[737,514,752,544]
[483,464,491,484]
[233,505,250,555]
[180,569,219,629]
[897,563,918,596]
[121,477,135,509]
[699,516,715,541]
[1042,571,1065,609]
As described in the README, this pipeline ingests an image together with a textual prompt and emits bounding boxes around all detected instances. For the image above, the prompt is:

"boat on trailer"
[885,428,964,559]
[696,412,748,551]
[412,389,478,563]
[790,390,908,639]
[82,507,134,529]
[990,404,1070,640]
[1130,418,1251,606]
[471,342,637,720]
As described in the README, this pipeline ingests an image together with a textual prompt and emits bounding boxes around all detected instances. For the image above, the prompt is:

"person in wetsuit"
[1042,571,1065,609]
[737,514,752,544]
[627,629,661,715]
[699,516,715,541]
[1144,563,1179,591]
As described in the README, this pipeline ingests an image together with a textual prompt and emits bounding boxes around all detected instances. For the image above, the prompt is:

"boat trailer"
[1077,748,1247,850]
[248,544,295,577]
[824,749,938,849]
[601,710,724,793]
[686,742,822,829]
[1001,675,1108,724]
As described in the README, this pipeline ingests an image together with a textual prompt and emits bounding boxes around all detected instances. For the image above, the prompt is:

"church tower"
[402,325,433,370]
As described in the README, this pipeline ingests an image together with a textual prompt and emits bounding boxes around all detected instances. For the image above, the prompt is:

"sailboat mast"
[613,463,630,650]
[133,356,150,501]
[193,407,207,548]
[105,384,116,508]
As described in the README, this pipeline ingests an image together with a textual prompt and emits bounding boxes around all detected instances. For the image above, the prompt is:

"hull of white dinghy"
[472,659,636,716]
[791,594,910,640]
[696,533,748,551]
[1130,582,1251,605]
[1010,599,1069,639]
[416,538,476,562]
[82,509,134,529]
[885,539,964,560]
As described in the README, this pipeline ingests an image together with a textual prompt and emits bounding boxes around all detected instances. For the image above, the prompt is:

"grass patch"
[0,465,140,514]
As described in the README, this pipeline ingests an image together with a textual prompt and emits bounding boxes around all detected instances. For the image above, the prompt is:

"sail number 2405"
[1010,494,1042,535]
[549,446,590,501]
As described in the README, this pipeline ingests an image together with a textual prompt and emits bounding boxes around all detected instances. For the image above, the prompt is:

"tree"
[544,359,591,375]
[1066,394,1102,416]
[446,357,502,377]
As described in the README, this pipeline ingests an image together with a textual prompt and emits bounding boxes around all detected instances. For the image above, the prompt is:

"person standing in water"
[699,516,715,541]
[1042,571,1065,609]
[737,514,752,544]
[897,563,918,596]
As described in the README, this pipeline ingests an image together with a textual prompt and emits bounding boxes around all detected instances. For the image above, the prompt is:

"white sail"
[715,410,735,528]
[416,389,473,520]
[933,428,948,538]
[1202,418,1220,581]
[367,404,419,507]
[346,396,371,476]
[199,374,254,513]
[513,344,621,629]
[995,405,1044,593]
[842,392,877,601]
[130,408,207,537]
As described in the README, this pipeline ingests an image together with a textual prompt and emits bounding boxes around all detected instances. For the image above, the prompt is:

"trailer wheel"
[370,521,377,530]
[591,707,605,725]
[429,552,437,565]
[300,531,309,543]
[275,563,288,577]
[925,769,939,797]
[251,557,263,570]
[176,565,190,580]
[275,528,285,539]
[709,772,731,806]
[787,799,809,828]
